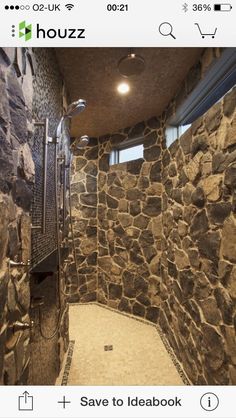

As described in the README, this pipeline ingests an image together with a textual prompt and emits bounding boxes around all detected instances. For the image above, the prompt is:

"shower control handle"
[8,259,30,268]
[12,320,34,333]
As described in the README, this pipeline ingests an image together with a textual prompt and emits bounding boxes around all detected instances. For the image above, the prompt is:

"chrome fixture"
[56,99,87,138]
[33,118,50,234]
[118,52,145,77]
[71,135,90,151]
[12,321,34,333]
[31,225,41,230]
[65,99,86,118]
[6,320,34,351]
[38,99,86,340]
[8,259,30,268]
[32,99,86,236]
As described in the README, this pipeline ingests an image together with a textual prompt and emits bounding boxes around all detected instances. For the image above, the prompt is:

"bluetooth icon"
[182,3,189,12]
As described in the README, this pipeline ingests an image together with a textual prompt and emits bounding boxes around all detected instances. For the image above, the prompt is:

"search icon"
[159,22,176,39]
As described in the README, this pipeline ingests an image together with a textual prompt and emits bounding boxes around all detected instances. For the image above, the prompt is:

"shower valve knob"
[12,320,34,333]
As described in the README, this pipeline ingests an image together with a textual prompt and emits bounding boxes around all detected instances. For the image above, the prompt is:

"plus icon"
[58,396,71,409]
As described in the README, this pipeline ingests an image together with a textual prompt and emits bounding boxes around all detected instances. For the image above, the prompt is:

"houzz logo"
[19,21,32,41]
[36,25,85,39]
[14,22,85,40]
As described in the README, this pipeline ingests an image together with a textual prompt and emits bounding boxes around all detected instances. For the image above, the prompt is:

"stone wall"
[68,119,164,320]
[0,48,69,385]
[29,273,69,385]
[0,48,34,384]
[97,120,163,322]
[160,86,236,384]
[66,138,98,303]
[68,48,236,385]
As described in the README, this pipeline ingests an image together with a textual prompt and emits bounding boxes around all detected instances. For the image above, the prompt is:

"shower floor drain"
[104,345,113,351]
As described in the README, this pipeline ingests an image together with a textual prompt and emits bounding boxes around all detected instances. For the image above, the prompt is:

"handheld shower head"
[56,98,87,138]
[71,135,90,151]
[65,99,86,118]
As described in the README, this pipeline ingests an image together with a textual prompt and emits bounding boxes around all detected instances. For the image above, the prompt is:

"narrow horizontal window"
[110,144,143,165]
[166,48,236,148]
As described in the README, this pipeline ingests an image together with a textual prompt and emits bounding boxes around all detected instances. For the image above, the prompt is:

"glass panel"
[119,144,143,163]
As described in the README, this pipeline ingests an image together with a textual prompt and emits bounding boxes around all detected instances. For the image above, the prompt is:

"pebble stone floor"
[57,304,183,385]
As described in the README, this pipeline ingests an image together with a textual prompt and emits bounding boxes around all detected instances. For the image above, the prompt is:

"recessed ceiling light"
[117,82,130,95]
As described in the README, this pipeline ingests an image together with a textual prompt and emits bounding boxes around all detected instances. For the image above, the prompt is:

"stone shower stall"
[0,47,236,386]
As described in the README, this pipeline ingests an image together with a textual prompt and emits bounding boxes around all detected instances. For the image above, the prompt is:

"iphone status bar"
[0,0,235,46]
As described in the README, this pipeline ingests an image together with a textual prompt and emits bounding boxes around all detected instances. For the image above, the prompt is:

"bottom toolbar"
[0,386,235,418]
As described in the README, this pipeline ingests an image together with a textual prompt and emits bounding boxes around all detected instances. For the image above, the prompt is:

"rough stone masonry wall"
[97,119,163,322]
[67,47,236,385]
[0,48,34,385]
[160,86,236,385]
[66,138,98,303]
[0,48,69,385]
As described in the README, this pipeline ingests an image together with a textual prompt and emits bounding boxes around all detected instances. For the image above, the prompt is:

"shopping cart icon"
[195,23,217,38]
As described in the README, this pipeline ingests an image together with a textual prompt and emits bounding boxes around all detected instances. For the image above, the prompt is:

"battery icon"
[214,4,232,11]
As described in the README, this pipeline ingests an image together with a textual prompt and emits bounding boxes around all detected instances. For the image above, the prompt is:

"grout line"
[155,325,191,386]
[92,301,158,328]
[68,301,190,385]
[70,301,157,327]
[60,340,75,386]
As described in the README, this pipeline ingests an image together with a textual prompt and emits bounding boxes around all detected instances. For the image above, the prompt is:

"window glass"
[119,144,143,163]
[110,144,143,165]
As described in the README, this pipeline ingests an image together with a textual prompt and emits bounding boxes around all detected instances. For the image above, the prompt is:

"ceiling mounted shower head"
[65,98,86,118]
[118,53,145,77]
[72,135,90,151]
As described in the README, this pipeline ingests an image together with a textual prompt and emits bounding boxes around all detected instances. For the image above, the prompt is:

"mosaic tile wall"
[31,48,62,268]
[29,48,69,384]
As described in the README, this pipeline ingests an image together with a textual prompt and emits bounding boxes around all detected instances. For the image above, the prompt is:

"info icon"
[200,392,219,411]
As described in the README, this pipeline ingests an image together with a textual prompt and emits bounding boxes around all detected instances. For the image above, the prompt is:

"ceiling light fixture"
[118,53,145,77]
[117,82,130,95]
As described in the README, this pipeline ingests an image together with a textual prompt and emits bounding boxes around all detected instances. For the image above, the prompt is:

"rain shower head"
[72,135,90,150]
[118,53,145,77]
[65,99,86,118]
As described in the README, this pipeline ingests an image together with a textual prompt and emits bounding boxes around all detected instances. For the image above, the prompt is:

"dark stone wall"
[0,48,69,385]
[68,47,236,385]
[29,273,69,385]
[160,86,236,384]
[97,120,163,322]
[66,138,98,303]
[0,48,34,384]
